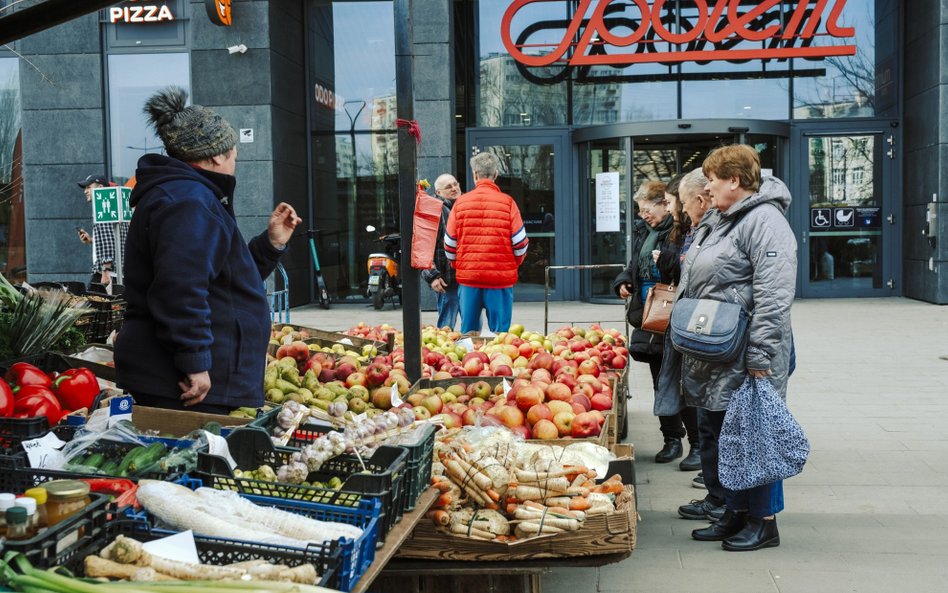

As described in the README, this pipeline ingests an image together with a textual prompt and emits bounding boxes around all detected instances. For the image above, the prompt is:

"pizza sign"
[205,0,232,27]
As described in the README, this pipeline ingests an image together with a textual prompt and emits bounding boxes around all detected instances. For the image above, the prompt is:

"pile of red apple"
[408,349,614,441]
[274,323,629,442]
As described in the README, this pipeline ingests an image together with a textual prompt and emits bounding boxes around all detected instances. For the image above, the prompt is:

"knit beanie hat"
[143,86,237,162]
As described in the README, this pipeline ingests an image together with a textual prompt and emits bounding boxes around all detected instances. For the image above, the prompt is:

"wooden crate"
[395,485,636,561]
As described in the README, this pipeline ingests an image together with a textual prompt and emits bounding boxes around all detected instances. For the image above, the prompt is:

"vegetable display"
[0,552,337,593]
[425,426,628,543]
[88,535,318,584]
[2,362,104,424]
[136,481,364,547]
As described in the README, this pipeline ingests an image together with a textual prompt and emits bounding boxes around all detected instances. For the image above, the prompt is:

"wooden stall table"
[351,487,439,593]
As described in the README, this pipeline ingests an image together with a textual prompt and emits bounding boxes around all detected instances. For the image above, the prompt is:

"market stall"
[0,286,636,593]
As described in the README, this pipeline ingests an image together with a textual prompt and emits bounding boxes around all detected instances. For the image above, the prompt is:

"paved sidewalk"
[291,297,948,593]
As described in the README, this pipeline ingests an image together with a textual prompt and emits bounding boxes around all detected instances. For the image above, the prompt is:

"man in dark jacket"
[115,87,301,413]
[421,173,461,329]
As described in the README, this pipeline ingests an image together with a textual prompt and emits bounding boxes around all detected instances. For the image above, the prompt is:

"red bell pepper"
[0,381,13,416]
[12,391,62,426]
[53,368,100,411]
[5,362,53,389]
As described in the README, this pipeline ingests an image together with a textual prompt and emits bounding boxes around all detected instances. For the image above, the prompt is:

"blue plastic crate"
[121,476,380,592]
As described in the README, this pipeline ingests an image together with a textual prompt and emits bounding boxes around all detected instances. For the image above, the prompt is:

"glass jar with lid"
[44,480,91,527]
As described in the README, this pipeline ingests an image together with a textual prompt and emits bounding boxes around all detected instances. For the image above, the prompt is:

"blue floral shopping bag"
[719,377,810,491]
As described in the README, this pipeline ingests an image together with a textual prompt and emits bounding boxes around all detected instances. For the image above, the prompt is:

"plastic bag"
[411,185,443,269]
[55,421,207,478]
[719,377,810,490]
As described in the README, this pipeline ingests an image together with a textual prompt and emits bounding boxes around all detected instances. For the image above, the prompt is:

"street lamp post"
[343,100,366,294]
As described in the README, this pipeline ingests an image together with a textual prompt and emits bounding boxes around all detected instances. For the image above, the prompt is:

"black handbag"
[669,298,749,362]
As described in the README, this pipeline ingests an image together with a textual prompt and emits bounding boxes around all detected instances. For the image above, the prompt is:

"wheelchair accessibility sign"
[811,208,832,228]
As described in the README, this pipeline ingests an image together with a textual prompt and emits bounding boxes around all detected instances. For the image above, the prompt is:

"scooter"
[305,228,331,309]
[365,225,401,310]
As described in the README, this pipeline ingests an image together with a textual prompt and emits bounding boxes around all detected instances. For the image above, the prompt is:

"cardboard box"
[395,485,637,561]
[130,405,252,438]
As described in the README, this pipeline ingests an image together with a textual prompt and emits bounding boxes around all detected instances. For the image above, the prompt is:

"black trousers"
[647,357,699,445]
[697,407,726,506]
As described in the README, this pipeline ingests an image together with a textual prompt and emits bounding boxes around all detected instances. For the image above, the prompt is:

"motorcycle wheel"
[372,272,388,310]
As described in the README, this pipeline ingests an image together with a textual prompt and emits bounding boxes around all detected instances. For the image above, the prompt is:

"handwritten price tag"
[503,378,511,396]
[22,431,67,469]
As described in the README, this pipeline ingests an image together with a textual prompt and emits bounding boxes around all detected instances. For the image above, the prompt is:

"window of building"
[832,168,845,186]
[107,53,190,184]
[463,0,889,126]
[0,57,23,281]
[308,0,398,299]
[852,166,865,185]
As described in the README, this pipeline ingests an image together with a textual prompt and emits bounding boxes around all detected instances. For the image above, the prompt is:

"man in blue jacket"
[115,87,301,413]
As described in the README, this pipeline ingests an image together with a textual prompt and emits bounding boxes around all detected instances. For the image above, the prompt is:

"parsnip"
[84,556,175,581]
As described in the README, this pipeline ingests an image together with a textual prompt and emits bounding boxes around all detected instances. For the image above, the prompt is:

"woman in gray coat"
[658,145,797,552]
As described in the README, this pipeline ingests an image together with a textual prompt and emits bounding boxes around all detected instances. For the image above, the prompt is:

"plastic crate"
[0,428,199,492]
[385,423,436,512]
[251,408,435,513]
[194,427,407,543]
[0,492,110,570]
[118,477,380,592]
[83,291,126,342]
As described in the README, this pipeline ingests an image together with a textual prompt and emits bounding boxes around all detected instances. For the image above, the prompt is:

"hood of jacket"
[131,153,236,213]
[721,175,792,220]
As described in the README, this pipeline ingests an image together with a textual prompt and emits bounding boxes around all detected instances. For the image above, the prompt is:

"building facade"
[0,0,945,305]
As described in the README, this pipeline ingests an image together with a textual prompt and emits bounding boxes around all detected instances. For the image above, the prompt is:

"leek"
[1,553,341,593]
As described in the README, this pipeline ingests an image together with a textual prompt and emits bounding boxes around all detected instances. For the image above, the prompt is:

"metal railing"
[268,263,290,324]
[543,264,628,335]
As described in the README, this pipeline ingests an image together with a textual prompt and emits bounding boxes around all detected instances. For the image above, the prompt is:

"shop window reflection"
[107,53,190,184]
[308,0,398,300]
[0,58,24,281]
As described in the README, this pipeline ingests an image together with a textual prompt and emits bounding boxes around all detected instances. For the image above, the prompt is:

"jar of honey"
[44,480,91,527]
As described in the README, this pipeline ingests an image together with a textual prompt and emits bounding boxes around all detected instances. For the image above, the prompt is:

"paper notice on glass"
[596,172,621,233]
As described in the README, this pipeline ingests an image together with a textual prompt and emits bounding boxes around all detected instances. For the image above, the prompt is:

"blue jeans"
[436,284,460,330]
[705,409,785,518]
[458,285,513,334]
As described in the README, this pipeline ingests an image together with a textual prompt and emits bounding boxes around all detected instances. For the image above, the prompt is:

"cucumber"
[128,442,168,475]
[99,460,120,475]
[83,453,105,469]
[118,445,147,476]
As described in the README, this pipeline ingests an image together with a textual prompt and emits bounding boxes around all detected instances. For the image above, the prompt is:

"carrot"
[436,492,453,507]
[569,497,591,511]
[427,510,450,526]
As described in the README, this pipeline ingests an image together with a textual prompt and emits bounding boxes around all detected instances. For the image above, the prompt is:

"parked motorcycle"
[365,225,401,310]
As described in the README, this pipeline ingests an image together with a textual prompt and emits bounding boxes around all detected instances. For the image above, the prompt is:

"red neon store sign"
[501,0,857,68]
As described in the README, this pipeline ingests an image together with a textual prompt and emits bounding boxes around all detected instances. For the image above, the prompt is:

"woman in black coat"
[613,178,698,466]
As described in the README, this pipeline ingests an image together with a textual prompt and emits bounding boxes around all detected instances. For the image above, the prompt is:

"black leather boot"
[692,510,747,541]
[655,438,683,463]
[678,447,701,471]
[722,516,780,551]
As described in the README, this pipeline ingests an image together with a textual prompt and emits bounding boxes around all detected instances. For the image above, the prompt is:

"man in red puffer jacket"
[445,152,528,334]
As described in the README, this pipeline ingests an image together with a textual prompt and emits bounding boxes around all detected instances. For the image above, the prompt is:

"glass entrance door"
[798,130,898,297]
[466,129,571,301]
